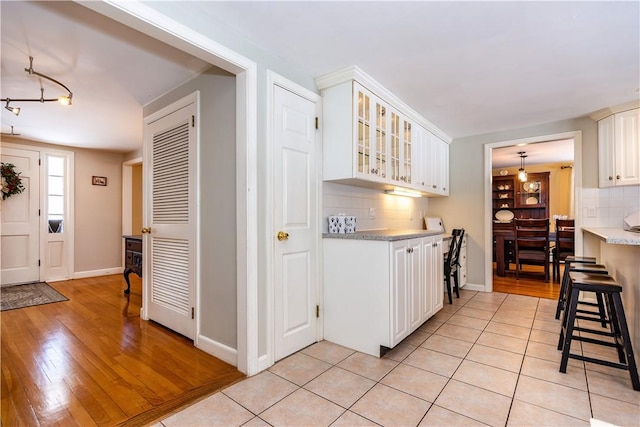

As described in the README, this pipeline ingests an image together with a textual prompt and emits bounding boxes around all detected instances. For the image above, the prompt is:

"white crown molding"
[315,65,452,143]
[589,100,640,121]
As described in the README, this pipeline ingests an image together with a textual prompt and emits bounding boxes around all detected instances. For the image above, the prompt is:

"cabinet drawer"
[126,239,142,253]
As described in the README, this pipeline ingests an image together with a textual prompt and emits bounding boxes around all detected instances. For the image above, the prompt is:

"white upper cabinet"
[598,108,640,187]
[318,66,451,196]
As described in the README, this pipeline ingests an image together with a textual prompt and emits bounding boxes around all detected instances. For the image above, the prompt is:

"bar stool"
[557,263,610,327]
[554,255,597,320]
[558,271,640,391]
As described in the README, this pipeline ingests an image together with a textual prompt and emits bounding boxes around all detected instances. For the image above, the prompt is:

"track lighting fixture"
[518,151,528,182]
[1,56,73,114]
[4,100,20,116]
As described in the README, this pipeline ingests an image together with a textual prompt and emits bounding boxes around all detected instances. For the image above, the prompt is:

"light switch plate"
[369,208,376,219]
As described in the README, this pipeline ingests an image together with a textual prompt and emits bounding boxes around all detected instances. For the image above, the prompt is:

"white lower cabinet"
[323,234,444,357]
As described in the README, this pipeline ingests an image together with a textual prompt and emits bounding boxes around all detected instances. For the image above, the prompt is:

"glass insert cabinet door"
[518,179,542,206]
[389,112,412,184]
[355,84,388,180]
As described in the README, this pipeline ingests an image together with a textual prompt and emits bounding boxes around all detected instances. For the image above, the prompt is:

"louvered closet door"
[145,101,196,339]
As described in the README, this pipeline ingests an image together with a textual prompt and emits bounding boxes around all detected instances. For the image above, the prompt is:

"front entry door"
[144,96,197,339]
[273,84,319,360]
[1,147,40,285]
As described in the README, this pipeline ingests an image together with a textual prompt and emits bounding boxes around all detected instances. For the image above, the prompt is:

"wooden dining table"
[493,222,556,277]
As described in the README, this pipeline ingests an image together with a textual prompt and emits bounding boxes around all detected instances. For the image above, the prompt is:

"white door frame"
[1,141,75,283]
[483,131,583,292]
[264,70,322,370]
[82,1,259,374]
[122,156,143,237]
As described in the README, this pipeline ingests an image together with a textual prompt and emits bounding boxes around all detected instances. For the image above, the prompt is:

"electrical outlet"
[587,207,597,218]
[369,207,376,219]
[409,210,414,220]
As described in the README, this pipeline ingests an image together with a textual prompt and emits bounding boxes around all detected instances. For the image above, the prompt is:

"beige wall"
[1,136,124,274]
[143,67,237,349]
[131,164,143,235]
[429,117,598,288]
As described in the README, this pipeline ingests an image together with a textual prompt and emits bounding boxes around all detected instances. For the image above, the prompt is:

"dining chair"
[552,219,575,282]
[444,228,465,304]
[514,218,550,281]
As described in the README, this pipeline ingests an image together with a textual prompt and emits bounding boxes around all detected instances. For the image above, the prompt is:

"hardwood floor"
[492,262,561,300]
[1,274,245,427]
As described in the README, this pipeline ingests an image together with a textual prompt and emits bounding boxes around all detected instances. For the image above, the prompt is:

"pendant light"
[518,151,528,182]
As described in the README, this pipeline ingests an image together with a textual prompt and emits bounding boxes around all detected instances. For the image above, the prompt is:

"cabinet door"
[402,118,413,186]
[408,238,423,330]
[421,238,435,321]
[387,111,413,185]
[432,238,444,313]
[429,136,449,195]
[413,126,427,191]
[390,240,410,346]
[598,115,616,188]
[438,139,449,195]
[354,83,388,181]
[614,109,640,186]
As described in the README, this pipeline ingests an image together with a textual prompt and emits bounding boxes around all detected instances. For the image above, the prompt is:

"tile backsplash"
[323,182,431,232]
[581,185,640,228]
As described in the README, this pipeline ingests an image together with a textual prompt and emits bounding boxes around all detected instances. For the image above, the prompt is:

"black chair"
[444,228,465,304]
[514,218,550,281]
[552,219,575,282]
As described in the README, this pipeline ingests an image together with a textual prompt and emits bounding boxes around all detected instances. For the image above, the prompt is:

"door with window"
[1,147,40,285]
[143,94,197,340]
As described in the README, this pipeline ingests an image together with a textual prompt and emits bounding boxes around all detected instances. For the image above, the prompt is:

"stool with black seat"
[556,263,610,327]
[554,255,597,319]
[444,228,465,304]
[558,271,640,391]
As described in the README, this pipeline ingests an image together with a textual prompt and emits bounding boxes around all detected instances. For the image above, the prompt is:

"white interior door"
[1,147,40,285]
[144,97,197,339]
[273,84,319,360]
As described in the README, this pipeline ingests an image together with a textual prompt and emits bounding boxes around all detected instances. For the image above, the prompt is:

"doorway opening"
[483,131,583,299]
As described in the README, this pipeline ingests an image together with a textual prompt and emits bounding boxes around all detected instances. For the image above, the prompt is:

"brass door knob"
[141,227,151,234]
[277,231,289,241]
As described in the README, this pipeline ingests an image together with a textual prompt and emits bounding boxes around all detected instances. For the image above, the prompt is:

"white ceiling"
[2,1,639,154]
[492,139,574,169]
[1,1,210,152]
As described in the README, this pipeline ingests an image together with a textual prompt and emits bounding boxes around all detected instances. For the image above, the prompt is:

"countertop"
[323,229,445,241]
[582,227,640,246]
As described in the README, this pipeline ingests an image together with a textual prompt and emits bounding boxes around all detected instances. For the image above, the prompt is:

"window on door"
[47,155,65,233]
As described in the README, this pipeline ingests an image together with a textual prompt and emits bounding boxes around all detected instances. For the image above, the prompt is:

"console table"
[123,235,142,295]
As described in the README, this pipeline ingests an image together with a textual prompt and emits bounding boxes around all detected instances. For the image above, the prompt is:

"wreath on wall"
[1,162,25,200]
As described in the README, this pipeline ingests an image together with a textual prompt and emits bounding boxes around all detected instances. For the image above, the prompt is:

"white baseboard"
[72,267,123,280]
[257,354,272,374]
[197,335,237,367]
[461,282,486,292]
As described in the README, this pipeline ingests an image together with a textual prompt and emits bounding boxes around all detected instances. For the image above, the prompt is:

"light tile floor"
[157,290,640,426]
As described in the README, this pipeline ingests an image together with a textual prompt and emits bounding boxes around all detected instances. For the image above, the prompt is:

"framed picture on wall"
[92,176,107,186]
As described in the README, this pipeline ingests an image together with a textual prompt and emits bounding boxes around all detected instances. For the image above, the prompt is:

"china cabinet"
[598,108,640,187]
[317,66,450,196]
[492,172,549,221]
[323,233,444,357]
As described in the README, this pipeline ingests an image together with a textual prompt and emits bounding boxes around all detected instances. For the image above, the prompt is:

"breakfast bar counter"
[583,227,640,363]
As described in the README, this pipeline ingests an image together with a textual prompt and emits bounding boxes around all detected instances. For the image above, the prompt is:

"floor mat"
[1,282,68,311]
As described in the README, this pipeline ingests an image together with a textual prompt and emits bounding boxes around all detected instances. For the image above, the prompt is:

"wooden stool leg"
[560,288,580,373]
[595,292,607,328]
[611,293,640,391]
[555,262,571,319]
